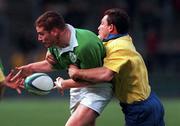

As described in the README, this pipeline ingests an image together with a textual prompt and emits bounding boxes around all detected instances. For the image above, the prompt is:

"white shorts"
[70,83,113,115]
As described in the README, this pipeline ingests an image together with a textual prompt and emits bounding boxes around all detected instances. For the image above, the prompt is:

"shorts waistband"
[120,92,155,106]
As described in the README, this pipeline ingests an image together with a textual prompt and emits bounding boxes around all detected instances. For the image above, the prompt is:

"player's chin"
[43,43,51,48]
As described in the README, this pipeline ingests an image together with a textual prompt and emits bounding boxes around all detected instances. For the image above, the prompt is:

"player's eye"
[38,32,44,36]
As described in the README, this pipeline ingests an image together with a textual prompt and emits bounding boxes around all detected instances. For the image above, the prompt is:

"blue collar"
[103,33,128,42]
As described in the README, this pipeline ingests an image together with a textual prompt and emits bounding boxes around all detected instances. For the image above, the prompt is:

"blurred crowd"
[0,0,180,75]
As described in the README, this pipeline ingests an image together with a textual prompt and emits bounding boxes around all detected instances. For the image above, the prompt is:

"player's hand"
[54,77,64,96]
[98,35,103,40]
[5,70,24,94]
[46,52,56,65]
[68,65,79,80]
[10,65,33,82]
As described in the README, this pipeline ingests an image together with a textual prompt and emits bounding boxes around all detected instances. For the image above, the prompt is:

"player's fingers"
[56,77,59,81]
[19,79,25,88]
[56,77,62,82]
[16,88,22,94]
[19,85,24,89]
[16,78,22,83]
[10,69,23,81]
[54,85,62,95]
[19,78,24,84]
[68,67,74,74]
[15,66,23,70]
[6,69,15,80]
[54,81,60,88]
[53,85,58,89]
[7,69,14,76]
[69,64,78,69]
[56,80,62,88]
[54,81,60,87]
[54,81,63,95]
[13,78,23,87]
[46,55,56,64]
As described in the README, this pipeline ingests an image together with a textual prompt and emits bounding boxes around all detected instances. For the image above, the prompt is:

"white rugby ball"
[24,73,54,95]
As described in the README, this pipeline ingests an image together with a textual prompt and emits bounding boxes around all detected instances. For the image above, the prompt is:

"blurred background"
[0,0,180,125]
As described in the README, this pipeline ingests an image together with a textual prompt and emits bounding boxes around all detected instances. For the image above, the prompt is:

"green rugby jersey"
[48,29,105,70]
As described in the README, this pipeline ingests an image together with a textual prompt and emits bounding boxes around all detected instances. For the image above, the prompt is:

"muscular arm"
[69,65,115,83]
[54,77,93,93]
[61,79,91,89]
[55,66,114,93]
[26,60,53,73]
[27,51,55,73]
[11,51,55,80]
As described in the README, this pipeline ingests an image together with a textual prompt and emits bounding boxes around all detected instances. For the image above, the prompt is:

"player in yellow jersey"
[0,60,6,100]
[64,8,165,126]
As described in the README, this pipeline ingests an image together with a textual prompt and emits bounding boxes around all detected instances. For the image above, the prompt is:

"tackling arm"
[54,77,92,93]
[69,65,115,83]
[62,79,91,89]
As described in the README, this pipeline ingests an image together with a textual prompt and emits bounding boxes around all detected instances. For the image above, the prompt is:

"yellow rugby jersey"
[103,35,151,104]
[0,68,5,83]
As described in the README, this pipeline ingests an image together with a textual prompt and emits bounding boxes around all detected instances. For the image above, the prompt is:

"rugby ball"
[24,73,54,95]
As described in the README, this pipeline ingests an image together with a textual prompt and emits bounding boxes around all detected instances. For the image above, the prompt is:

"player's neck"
[57,28,71,48]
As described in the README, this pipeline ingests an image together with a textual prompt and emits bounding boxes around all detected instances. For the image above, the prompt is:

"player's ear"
[108,24,115,32]
[50,28,59,36]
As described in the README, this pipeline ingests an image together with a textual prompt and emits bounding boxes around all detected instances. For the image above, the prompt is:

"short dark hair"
[35,11,66,31]
[104,8,130,34]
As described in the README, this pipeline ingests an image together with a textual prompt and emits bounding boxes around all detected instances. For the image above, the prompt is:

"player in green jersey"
[10,11,113,126]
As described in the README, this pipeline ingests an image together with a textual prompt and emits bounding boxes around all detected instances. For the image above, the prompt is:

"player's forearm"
[28,60,53,73]
[62,79,90,89]
[74,67,114,83]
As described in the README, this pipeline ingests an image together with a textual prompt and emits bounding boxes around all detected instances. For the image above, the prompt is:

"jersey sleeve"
[0,68,5,83]
[0,60,5,83]
[103,49,130,73]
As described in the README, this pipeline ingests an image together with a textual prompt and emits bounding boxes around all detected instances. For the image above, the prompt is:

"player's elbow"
[101,68,114,82]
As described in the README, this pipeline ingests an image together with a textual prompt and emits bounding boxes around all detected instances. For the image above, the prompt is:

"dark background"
[0,0,180,98]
